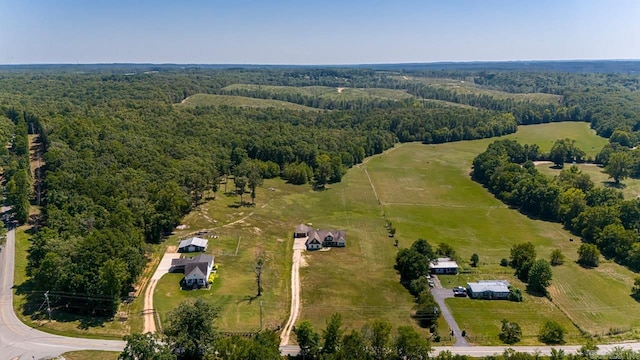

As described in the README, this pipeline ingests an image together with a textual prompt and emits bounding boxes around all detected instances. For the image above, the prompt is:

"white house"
[171,254,214,288]
[429,257,459,274]
[178,237,208,253]
[466,280,510,300]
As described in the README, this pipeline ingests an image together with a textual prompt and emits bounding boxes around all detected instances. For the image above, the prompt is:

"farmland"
[154,121,640,344]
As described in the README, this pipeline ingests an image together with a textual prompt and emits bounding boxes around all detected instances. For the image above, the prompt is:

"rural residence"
[178,237,208,253]
[171,254,215,288]
[429,257,459,274]
[294,224,346,250]
[466,280,510,300]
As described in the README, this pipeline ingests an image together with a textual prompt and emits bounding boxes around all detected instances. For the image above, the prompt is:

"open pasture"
[394,76,563,105]
[155,122,637,343]
[537,163,640,199]
[363,123,640,340]
[221,84,415,102]
[177,93,321,111]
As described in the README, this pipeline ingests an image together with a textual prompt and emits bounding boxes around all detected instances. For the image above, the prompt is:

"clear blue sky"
[1,0,638,64]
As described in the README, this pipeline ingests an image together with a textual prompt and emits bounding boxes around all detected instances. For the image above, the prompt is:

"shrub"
[539,320,565,344]
[578,243,600,267]
[508,286,523,302]
[499,319,522,344]
[550,249,564,266]
[500,258,509,267]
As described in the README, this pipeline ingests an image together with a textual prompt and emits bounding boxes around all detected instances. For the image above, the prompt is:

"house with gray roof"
[466,280,510,300]
[178,237,208,253]
[294,224,346,250]
[429,257,459,274]
[171,254,214,288]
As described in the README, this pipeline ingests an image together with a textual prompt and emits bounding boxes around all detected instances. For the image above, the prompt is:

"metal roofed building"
[429,257,459,274]
[178,237,209,253]
[466,280,511,300]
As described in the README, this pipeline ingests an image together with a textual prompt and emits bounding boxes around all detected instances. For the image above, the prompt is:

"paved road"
[0,206,125,359]
[431,276,469,347]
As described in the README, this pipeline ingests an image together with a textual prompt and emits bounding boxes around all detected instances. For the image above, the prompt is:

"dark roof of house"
[171,254,214,273]
[305,229,346,245]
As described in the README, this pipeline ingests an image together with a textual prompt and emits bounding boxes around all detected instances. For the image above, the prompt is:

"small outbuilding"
[466,280,510,300]
[429,257,459,274]
[178,237,208,253]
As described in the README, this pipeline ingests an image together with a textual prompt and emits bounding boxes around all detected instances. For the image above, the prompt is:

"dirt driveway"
[280,237,307,346]
[143,246,181,333]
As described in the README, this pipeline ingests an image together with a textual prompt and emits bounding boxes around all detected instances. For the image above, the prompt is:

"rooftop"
[429,257,459,269]
[178,237,208,249]
[467,280,510,293]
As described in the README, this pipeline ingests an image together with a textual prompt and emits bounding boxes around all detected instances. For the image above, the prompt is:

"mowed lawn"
[363,122,640,342]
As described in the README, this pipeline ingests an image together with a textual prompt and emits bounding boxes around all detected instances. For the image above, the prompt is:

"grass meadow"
[221,84,415,102]
[392,76,564,105]
[537,163,640,199]
[177,93,321,111]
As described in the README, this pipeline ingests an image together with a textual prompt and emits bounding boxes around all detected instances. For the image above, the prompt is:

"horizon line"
[2,58,640,67]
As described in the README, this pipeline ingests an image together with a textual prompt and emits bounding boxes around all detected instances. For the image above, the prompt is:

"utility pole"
[44,291,51,321]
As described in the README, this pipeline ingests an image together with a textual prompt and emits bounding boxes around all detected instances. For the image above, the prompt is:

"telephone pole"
[44,291,51,321]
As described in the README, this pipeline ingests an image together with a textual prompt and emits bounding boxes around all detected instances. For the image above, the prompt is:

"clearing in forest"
[177,94,321,112]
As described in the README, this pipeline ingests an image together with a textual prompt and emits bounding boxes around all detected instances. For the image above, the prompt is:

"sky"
[1,0,639,65]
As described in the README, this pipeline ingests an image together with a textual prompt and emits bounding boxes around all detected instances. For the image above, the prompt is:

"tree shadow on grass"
[524,287,548,298]
[237,294,259,305]
[603,181,626,189]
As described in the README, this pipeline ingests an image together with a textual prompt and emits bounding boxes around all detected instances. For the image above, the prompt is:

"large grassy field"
[222,84,415,102]
[393,76,563,105]
[364,122,640,342]
[177,93,321,111]
[153,121,639,345]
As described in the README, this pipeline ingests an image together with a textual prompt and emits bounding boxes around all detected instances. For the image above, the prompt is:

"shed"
[178,237,208,253]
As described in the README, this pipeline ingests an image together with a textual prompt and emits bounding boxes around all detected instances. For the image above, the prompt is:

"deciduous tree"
[499,319,522,344]
[527,259,552,294]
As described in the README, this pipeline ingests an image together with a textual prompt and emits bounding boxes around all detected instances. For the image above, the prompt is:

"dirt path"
[280,238,306,346]
[142,247,181,333]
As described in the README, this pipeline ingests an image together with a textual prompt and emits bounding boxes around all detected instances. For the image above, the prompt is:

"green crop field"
[153,122,638,344]
[221,84,415,102]
[177,93,321,111]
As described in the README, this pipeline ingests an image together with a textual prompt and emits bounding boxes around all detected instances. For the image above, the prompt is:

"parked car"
[453,286,467,297]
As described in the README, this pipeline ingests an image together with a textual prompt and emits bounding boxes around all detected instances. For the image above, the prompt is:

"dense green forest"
[2,66,640,316]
